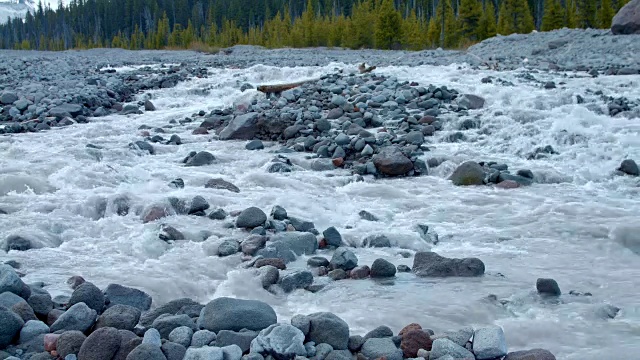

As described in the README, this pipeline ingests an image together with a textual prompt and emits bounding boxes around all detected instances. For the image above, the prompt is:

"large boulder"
[50,302,97,333]
[95,304,141,331]
[255,232,318,263]
[361,337,403,360]
[473,326,508,359]
[104,284,153,311]
[152,314,197,339]
[612,0,640,34]
[372,146,414,176]
[412,252,485,277]
[250,324,306,359]
[504,348,557,360]
[448,161,485,186]
[330,248,358,271]
[236,207,267,229]
[68,282,105,313]
[198,297,277,333]
[306,312,350,350]
[78,327,122,360]
[219,112,260,140]
[139,298,200,327]
[0,264,29,298]
[49,103,83,118]
[0,305,24,347]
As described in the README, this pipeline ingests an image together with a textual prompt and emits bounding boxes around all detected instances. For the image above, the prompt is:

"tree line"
[0,0,631,51]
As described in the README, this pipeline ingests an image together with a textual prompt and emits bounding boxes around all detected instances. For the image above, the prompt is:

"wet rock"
[399,323,422,336]
[280,271,314,292]
[307,312,350,350]
[443,326,473,347]
[78,326,122,360]
[250,323,306,359]
[218,239,240,256]
[184,151,216,167]
[68,282,105,313]
[457,94,485,109]
[361,337,403,360]
[473,326,507,359]
[216,330,259,353]
[288,216,315,232]
[130,141,155,155]
[322,227,343,247]
[169,326,194,348]
[430,338,475,359]
[348,335,365,352]
[115,337,143,360]
[188,196,210,215]
[237,207,268,229]
[126,343,167,360]
[141,205,172,223]
[0,265,28,297]
[611,0,640,34]
[350,265,370,279]
[290,315,310,337]
[536,278,561,296]
[372,146,414,176]
[396,265,411,273]
[19,319,49,344]
[358,211,379,222]
[242,235,267,256]
[219,112,260,140]
[96,304,141,331]
[152,314,197,339]
[11,300,37,322]
[50,302,97,333]
[144,100,156,111]
[412,252,485,277]
[162,342,187,360]
[504,348,557,360]
[270,206,288,220]
[328,269,347,280]
[139,298,200,328]
[330,248,358,271]
[363,234,391,248]
[364,326,393,340]
[191,329,217,347]
[2,235,33,252]
[308,257,330,268]
[56,330,86,358]
[496,180,520,189]
[617,159,639,176]
[370,259,396,278]
[0,92,18,105]
[259,265,280,290]
[50,103,83,117]
[255,258,286,270]
[198,297,277,333]
[449,161,485,186]
[159,225,185,242]
[205,178,241,193]
[255,232,318,263]
[104,284,152,312]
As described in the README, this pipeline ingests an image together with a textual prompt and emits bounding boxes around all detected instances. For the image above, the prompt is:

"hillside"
[0,0,35,23]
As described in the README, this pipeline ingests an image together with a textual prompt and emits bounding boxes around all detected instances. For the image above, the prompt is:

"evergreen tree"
[597,0,614,29]
[565,0,578,27]
[477,0,497,40]
[458,0,483,42]
[541,0,565,30]
[497,0,535,35]
[375,0,402,49]
[576,0,597,28]
[402,9,426,50]
[431,0,459,48]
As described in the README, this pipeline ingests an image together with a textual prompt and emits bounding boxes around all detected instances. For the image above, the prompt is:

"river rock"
[237,207,267,228]
[50,302,97,332]
[0,264,29,298]
[104,284,152,311]
[370,259,396,278]
[363,234,391,248]
[457,94,485,109]
[19,320,49,344]
[472,326,507,359]
[617,159,639,176]
[255,232,318,263]
[184,346,224,360]
[504,348,557,360]
[219,112,259,140]
[205,178,241,193]
[198,297,277,333]
[612,0,640,34]
[448,161,485,185]
[139,298,200,327]
[185,151,216,167]
[279,271,313,292]
[400,330,432,358]
[361,337,403,360]
[169,326,194,348]
[307,312,350,350]
[152,314,197,339]
[162,342,187,360]
[373,146,414,176]
[68,282,105,313]
[322,227,343,247]
[56,330,86,358]
[95,304,141,331]
[250,324,306,359]
[412,252,485,277]
[536,278,561,296]
[191,330,217,347]
[126,343,167,360]
[216,330,259,353]
[50,103,83,117]
[430,338,475,359]
[78,326,122,360]
[330,248,358,271]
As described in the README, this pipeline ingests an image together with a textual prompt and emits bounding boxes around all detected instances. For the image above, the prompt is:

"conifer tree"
[576,0,597,28]
[431,0,460,48]
[402,9,426,50]
[597,0,614,28]
[497,0,535,35]
[565,0,578,27]
[477,0,497,40]
[375,0,402,49]
[458,0,483,42]
[541,0,565,30]
[346,0,376,49]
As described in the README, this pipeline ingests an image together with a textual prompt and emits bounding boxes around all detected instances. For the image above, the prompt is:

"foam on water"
[1,62,640,359]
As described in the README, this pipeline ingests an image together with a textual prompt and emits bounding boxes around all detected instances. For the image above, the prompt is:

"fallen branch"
[256,79,318,95]
[358,63,377,73]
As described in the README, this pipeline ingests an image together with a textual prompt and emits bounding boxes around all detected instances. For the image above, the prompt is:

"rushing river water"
[1,62,639,359]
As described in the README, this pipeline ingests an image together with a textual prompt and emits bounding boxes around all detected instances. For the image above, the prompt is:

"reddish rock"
[319,239,328,249]
[496,180,520,189]
[113,103,124,111]
[66,275,85,290]
[419,115,437,124]
[332,157,344,167]
[399,323,422,336]
[401,329,433,357]
[192,127,209,135]
[141,205,171,223]
[51,350,58,357]
[140,130,150,137]
[230,210,242,217]
[255,258,286,270]
[44,334,60,351]
[350,265,370,279]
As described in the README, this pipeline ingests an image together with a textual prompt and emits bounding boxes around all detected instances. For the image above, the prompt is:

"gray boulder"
[168,326,194,348]
[219,113,260,140]
[259,265,280,289]
[364,326,393,340]
[330,248,358,271]
[218,239,240,257]
[78,327,122,360]
[412,252,485,277]
[205,178,241,193]
[198,297,277,333]
[370,259,396,278]
[473,326,508,359]
[126,343,168,360]
[152,314,197,339]
[0,264,29,298]
[536,278,561,296]
[162,342,187,360]
[362,235,391,248]
[216,330,259,353]
[612,0,640,34]
[143,328,163,347]
[457,94,485,109]
[27,293,53,317]
[68,282,105,313]
[361,337,403,360]
[139,298,199,327]
[322,227,343,247]
[50,103,83,117]
[56,330,87,358]
[504,349,556,360]
[191,330,217,347]
[0,92,18,105]
[307,312,350,350]
[50,302,97,333]
[618,159,639,176]
[448,161,485,186]
[430,338,475,359]
[290,315,310,337]
[279,271,313,293]
[184,346,224,360]
[222,344,243,360]
[255,232,318,263]
[19,320,49,344]
[250,324,306,359]
[236,207,268,229]
[104,284,152,311]
[372,146,414,176]
[0,291,27,308]
[325,350,352,360]
[185,151,216,167]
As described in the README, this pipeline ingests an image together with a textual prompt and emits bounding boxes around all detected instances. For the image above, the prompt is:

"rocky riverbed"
[1,28,640,360]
